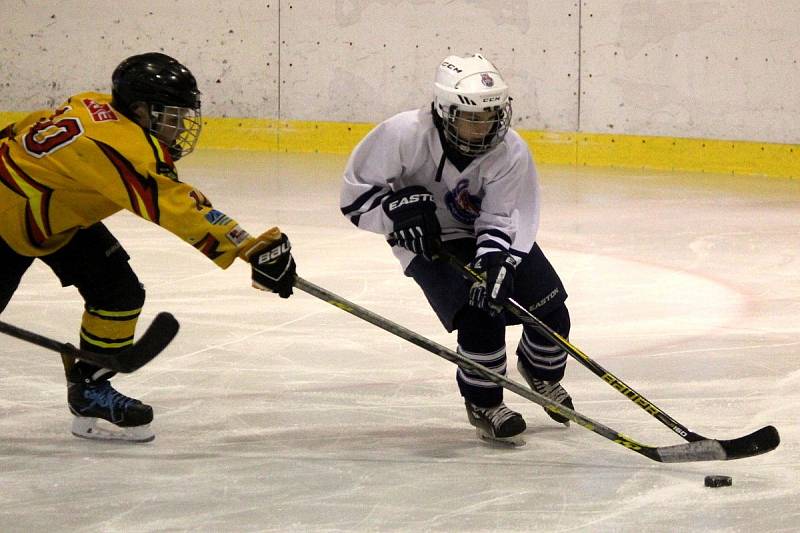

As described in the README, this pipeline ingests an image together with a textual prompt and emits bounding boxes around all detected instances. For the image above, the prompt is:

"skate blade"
[71,417,155,443]
[476,428,526,447]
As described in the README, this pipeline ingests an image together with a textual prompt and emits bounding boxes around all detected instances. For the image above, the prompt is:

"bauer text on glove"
[239,228,297,298]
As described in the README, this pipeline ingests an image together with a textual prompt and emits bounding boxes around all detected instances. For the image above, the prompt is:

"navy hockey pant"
[405,238,570,407]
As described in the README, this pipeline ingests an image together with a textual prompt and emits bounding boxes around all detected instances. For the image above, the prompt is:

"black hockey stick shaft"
[0,312,179,373]
[293,275,771,462]
[444,252,779,456]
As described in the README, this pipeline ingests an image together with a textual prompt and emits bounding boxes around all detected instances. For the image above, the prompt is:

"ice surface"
[1,151,798,532]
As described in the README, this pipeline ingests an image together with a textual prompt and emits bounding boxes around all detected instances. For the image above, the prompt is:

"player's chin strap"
[439,250,780,455]
[292,273,779,463]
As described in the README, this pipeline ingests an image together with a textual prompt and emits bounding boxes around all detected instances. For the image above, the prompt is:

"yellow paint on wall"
[198,118,374,154]
[517,130,578,166]
[575,132,799,179]
[199,118,798,179]
[199,117,280,151]
[275,119,374,154]
[3,112,796,178]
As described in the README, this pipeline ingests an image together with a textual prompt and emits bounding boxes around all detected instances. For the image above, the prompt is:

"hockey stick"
[442,252,780,459]
[0,312,180,373]
[293,274,777,462]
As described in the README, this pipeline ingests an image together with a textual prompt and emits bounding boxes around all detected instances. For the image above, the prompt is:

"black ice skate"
[68,378,154,442]
[465,401,527,446]
[516,359,574,426]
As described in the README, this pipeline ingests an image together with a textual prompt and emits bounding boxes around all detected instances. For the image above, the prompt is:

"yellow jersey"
[0,92,250,268]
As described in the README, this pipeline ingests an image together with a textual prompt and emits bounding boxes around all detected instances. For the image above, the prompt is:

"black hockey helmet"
[112,52,200,112]
[112,52,202,160]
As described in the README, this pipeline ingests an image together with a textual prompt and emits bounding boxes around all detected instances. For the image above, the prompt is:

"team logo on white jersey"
[445,179,482,223]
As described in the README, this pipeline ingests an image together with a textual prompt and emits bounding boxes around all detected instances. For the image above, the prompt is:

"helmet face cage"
[440,100,512,156]
[149,103,202,160]
[112,52,202,160]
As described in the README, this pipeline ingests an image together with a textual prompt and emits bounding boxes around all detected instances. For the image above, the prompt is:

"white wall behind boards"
[0,1,278,117]
[278,1,578,129]
[580,1,800,143]
[1,1,797,143]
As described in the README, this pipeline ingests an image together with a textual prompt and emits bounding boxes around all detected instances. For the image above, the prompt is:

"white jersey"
[340,107,541,270]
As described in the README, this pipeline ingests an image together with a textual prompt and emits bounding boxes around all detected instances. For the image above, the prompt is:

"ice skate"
[68,379,154,443]
[465,401,526,446]
[516,359,573,426]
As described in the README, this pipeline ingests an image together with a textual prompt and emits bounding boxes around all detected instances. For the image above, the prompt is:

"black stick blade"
[2,313,178,373]
[655,425,781,463]
[113,312,180,372]
[718,425,780,460]
[59,312,180,373]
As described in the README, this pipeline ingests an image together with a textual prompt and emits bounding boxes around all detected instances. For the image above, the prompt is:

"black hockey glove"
[468,251,516,316]
[383,186,441,261]
[241,228,296,298]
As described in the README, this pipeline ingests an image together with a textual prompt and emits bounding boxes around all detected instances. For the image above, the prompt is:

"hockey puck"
[704,475,733,488]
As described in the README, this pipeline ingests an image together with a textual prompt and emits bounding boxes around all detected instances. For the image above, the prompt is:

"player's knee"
[524,303,571,344]
[81,268,145,312]
[105,281,146,313]
[455,305,505,352]
[123,280,146,310]
[544,303,571,338]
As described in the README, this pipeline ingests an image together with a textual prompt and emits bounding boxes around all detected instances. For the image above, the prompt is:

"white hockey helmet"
[433,53,512,156]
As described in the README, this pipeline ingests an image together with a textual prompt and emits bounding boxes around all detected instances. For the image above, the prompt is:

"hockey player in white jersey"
[340,53,575,444]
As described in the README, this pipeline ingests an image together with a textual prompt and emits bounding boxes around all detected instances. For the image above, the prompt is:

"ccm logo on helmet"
[257,242,290,264]
[441,61,463,74]
[388,193,434,211]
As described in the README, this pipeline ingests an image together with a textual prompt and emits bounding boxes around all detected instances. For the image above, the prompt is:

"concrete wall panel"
[1,1,798,144]
[279,1,579,129]
[0,1,278,117]
[580,1,800,142]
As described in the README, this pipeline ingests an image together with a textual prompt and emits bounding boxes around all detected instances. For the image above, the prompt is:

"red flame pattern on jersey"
[193,233,224,261]
[0,144,53,247]
[93,139,160,223]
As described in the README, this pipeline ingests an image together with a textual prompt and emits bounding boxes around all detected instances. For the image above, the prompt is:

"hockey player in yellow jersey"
[0,52,296,442]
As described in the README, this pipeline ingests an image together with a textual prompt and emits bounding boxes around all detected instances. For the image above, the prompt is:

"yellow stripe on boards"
[198,118,798,179]
[4,111,795,179]
[275,119,374,154]
[518,130,578,166]
[574,133,799,179]
[199,118,279,151]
